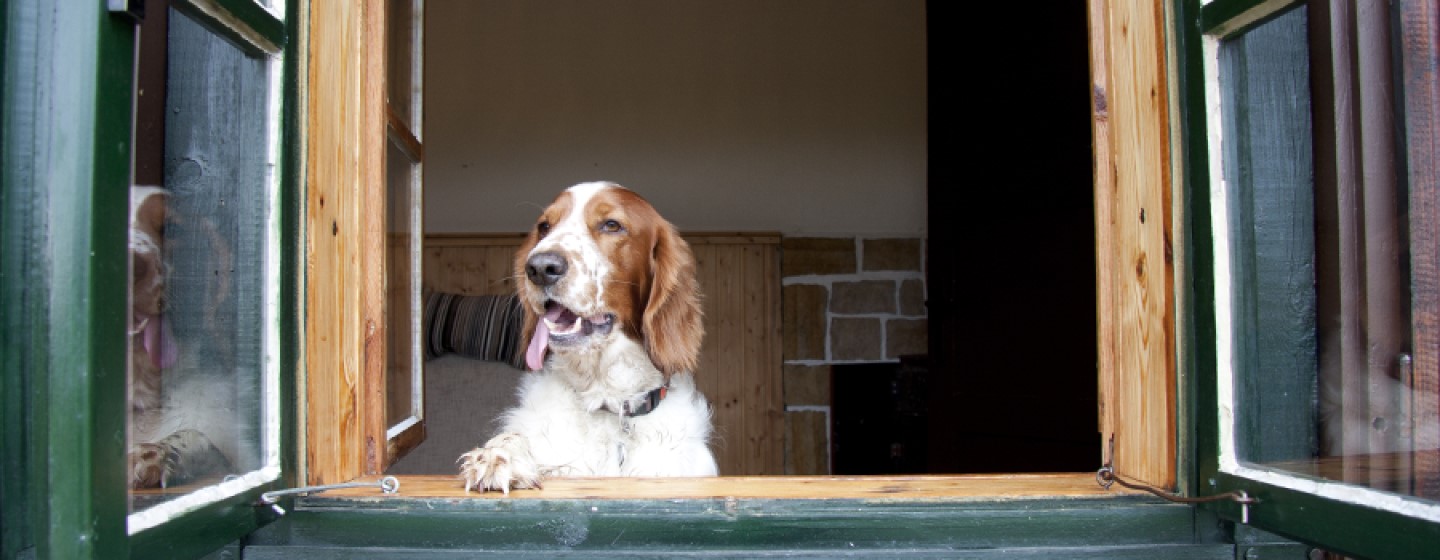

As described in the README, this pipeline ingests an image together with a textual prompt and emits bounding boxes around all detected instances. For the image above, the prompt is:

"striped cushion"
[423,292,526,369]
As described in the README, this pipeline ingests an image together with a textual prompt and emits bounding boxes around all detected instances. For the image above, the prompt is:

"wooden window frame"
[1181,0,1440,557]
[0,0,302,557]
[301,0,1178,501]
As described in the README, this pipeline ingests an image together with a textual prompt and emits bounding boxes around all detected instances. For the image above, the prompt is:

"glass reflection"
[1220,5,1439,500]
[127,8,272,514]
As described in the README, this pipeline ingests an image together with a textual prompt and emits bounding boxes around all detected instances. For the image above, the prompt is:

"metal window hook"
[252,476,401,516]
[1097,436,1257,524]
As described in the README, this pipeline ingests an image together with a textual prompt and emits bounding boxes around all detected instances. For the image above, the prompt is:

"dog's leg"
[129,428,235,489]
[457,432,542,495]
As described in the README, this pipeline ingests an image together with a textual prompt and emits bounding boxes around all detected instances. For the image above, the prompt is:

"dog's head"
[515,181,704,378]
[130,185,177,371]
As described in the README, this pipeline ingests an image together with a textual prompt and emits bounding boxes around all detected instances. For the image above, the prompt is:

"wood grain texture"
[1400,0,1440,498]
[358,0,389,477]
[306,0,386,485]
[322,473,1138,500]
[1088,0,1115,438]
[422,233,783,475]
[1096,0,1176,489]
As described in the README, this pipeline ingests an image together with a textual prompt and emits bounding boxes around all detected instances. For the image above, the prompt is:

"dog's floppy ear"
[514,231,544,371]
[132,186,169,239]
[642,222,704,377]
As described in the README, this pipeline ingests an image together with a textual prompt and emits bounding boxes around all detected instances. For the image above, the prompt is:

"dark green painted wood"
[1180,0,1440,558]
[1216,5,1318,465]
[241,496,1231,557]
[1213,473,1440,560]
[171,0,285,55]
[21,3,139,558]
[127,0,302,555]
[1171,0,1208,514]
[276,0,303,523]
[1,0,299,558]
[0,0,34,555]
[1175,0,1224,499]
[130,496,283,560]
[1199,0,1305,37]
[244,544,1236,560]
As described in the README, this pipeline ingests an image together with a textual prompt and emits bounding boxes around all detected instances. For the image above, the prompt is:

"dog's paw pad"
[129,443,174,489]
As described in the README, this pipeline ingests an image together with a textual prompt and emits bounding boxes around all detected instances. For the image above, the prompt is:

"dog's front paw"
[458,433,541,495]
[129,442,175,489]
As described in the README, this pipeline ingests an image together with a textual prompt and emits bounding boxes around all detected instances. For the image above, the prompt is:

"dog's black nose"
[526,252,568,287]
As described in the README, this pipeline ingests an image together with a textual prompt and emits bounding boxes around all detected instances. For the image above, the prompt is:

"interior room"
[388,0,1098,477]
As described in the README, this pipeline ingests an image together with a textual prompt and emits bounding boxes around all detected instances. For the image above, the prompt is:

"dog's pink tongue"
[144,314,179,369]
[525,320,550,371]
[526,305,569,371]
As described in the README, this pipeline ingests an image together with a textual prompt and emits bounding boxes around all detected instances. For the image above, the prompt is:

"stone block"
[785,410,830,475]
[783,283,828,361]
[784,364,831,406]
[862,237,923,272]
[831,280,895,314]
[830,317,881,361]
[783,237,856,277]
[886,318,928,359]
[899,278,927,316]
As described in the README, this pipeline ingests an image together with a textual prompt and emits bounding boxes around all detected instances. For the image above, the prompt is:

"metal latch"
[256,476,400,516]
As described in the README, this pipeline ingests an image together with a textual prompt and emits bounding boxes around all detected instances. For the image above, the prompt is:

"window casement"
[0,1,1274,558]
[302,0,1181,501]
[1183,0,1440,557]
[0,0,300,558]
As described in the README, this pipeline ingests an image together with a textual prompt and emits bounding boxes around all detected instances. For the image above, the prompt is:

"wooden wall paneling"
[716,244,745,474]
[487,246,519,295]
[422,234,524,295]
[747,242,783,474]
[691,243,724,467]
[1096,0,1176,489]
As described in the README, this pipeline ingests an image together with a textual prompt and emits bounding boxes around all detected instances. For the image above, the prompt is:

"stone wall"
[780,236,927,474]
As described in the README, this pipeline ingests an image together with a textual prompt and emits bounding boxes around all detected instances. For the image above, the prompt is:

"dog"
[128,185,252,489]
[459,181,719,494]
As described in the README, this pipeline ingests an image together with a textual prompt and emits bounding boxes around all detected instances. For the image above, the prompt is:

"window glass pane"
[386,137,422,432]
[127,7,278,517]
[1220,5,1439,499]
[387,0,420,136]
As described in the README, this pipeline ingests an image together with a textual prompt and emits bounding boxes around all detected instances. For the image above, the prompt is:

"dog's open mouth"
[525,301,615,370]
[132,311,179,370]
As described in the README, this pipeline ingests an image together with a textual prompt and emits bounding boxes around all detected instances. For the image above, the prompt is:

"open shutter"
[1090,0,1179,491]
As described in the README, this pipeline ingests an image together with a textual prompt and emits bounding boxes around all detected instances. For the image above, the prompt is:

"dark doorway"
[924,2,1100,473]
[831,357,929,475]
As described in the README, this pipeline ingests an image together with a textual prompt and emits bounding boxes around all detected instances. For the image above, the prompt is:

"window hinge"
[255,476,400,516]
[107,0,144,21]
[1096,436,1257,523]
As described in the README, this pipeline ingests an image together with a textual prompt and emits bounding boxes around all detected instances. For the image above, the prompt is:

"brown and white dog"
[459,181,718,494]
[128,185,249,489]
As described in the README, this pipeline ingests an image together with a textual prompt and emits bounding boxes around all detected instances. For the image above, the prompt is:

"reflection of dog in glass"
[128,185,249,489]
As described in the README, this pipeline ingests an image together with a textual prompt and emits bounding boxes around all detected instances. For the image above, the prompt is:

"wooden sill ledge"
[319,472,1141,501]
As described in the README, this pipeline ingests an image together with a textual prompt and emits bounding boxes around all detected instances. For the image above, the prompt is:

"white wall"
[423,0,926,236]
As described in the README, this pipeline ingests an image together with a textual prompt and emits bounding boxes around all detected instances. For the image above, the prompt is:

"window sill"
[251,473,1226,556]
[314,473,1139,502]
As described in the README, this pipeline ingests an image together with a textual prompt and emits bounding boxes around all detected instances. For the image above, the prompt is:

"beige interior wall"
[423,0,926,236]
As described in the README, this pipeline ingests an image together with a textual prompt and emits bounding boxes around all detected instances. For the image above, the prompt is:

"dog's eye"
[599,219,625,234]
[536,221,550,237]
